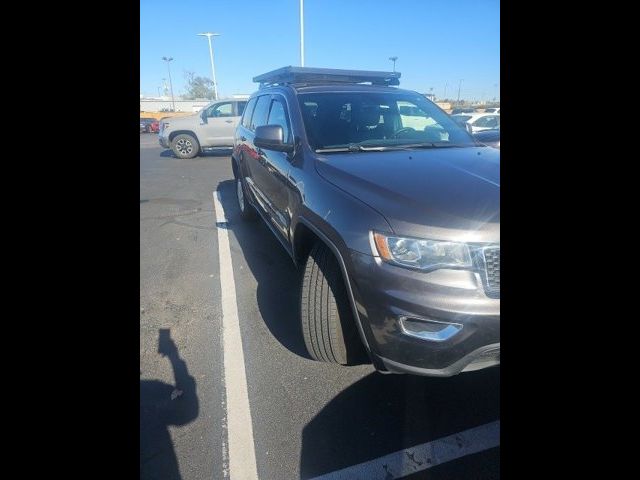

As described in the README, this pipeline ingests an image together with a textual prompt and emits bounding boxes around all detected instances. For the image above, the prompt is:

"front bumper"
[159,135,170,148]
[348,250,500,376]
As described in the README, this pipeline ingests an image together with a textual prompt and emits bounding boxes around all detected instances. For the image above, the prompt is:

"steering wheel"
[392,127,416,138]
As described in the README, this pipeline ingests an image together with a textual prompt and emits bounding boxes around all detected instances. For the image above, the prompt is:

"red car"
[140,117,160,133]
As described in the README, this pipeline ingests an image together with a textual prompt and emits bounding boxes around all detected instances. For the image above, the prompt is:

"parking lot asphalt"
[139,133,500,480]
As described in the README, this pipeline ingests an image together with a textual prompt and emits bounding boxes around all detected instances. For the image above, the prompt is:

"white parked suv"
[158,99,248,158]
[451,112,500,133]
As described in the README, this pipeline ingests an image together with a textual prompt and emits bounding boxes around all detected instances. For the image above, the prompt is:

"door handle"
[225,120,233,123]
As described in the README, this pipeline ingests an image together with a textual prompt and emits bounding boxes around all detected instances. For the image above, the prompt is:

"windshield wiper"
[315,142,475,153]
[315,143,375,153]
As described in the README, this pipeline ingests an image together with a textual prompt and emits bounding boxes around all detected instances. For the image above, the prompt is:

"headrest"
[357,106,381,127]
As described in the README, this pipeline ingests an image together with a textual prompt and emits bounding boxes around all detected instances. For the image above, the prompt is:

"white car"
[158,98,248,158]
[451,112,500,133]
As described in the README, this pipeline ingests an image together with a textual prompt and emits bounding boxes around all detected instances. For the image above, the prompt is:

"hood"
[315,147,500,242]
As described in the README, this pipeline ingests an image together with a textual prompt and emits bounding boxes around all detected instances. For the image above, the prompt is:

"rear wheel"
[236,176,257,220]
[300,243,364,365]
[171,134,200,159]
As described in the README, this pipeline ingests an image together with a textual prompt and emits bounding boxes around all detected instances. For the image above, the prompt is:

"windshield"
[297,91,476,151]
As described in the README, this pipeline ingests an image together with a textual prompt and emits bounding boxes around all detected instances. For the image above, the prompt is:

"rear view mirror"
[254,125,294,153]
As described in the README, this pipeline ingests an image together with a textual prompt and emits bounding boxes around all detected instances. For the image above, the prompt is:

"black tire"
[171,133,200,159]
[236,176,257,221]
[300,242,363,365]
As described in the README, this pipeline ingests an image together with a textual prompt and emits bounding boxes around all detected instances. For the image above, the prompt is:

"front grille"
[482,246,500,297]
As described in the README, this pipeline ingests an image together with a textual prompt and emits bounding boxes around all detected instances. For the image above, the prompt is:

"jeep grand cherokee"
[231,67,499,376]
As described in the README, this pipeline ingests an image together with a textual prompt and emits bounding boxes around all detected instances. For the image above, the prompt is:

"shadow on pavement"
[160,148,233,158]
[218,179,311,359]
[300,368,500,479]
[140,329,199,480]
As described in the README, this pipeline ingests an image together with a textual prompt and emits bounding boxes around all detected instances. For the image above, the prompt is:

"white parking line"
[309,420,500,480]
[213,189,259,480]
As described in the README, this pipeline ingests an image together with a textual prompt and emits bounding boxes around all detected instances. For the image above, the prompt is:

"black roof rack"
[253,66,401,88]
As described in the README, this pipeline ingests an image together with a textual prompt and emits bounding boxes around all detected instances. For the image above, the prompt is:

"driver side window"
[207,102,234,118]
[474,116,499,128]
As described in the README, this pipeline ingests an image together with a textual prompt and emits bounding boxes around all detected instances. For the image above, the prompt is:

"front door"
[253,96,294,240]
[471,115,500,132]
[244,94,294,242]
[202,101,238,146]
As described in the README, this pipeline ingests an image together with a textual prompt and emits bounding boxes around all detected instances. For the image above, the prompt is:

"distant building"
[140,95,249,113]
[140,96,211,113]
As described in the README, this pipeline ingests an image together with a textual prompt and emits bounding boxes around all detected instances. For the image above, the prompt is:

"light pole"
[162,57,176,112]
[197,32,220,100]
[457,79,463,103]
[389,56,398,72]
[300,0,305,66]
[443,82,448,100]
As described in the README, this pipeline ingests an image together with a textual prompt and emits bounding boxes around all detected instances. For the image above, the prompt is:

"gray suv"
[232,67,500,377]
[159,99,247,158]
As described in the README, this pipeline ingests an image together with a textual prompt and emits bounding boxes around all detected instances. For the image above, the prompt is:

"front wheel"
[171,134,200,159]
[300,243,365,365]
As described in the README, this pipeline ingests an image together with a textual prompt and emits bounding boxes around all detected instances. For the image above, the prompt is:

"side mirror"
[254,125,294,153]
[465,123,474,135]
[200,110,208,124]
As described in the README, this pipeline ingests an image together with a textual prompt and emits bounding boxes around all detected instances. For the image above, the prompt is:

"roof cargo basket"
[253,66,401,88]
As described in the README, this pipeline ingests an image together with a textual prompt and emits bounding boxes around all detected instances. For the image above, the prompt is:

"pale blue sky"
[140,0,499,101]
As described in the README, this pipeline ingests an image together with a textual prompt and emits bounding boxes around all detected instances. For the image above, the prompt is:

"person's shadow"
[140,329,199,480]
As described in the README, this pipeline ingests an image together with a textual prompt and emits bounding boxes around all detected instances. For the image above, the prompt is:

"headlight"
[373,232,472,271]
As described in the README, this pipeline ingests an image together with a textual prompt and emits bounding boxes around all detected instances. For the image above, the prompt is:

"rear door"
[234,97,257,173]
[243,95,273,215]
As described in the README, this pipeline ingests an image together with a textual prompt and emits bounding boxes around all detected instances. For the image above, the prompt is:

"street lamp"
[197,32,221,100]
[389,56,398,73]
[300,0,305,66]
[162,57,176,112]
[457,79,463,103]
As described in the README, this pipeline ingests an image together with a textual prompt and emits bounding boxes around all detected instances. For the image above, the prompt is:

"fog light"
[399,316,463,342]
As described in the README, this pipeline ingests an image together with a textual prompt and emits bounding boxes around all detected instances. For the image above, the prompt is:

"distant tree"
[183,71,214,99]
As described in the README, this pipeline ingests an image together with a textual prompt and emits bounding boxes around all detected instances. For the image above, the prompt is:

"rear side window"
[267,98,291,143]
[241,97,257,128]
[251,95,271,130]
[237,101,247,116]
